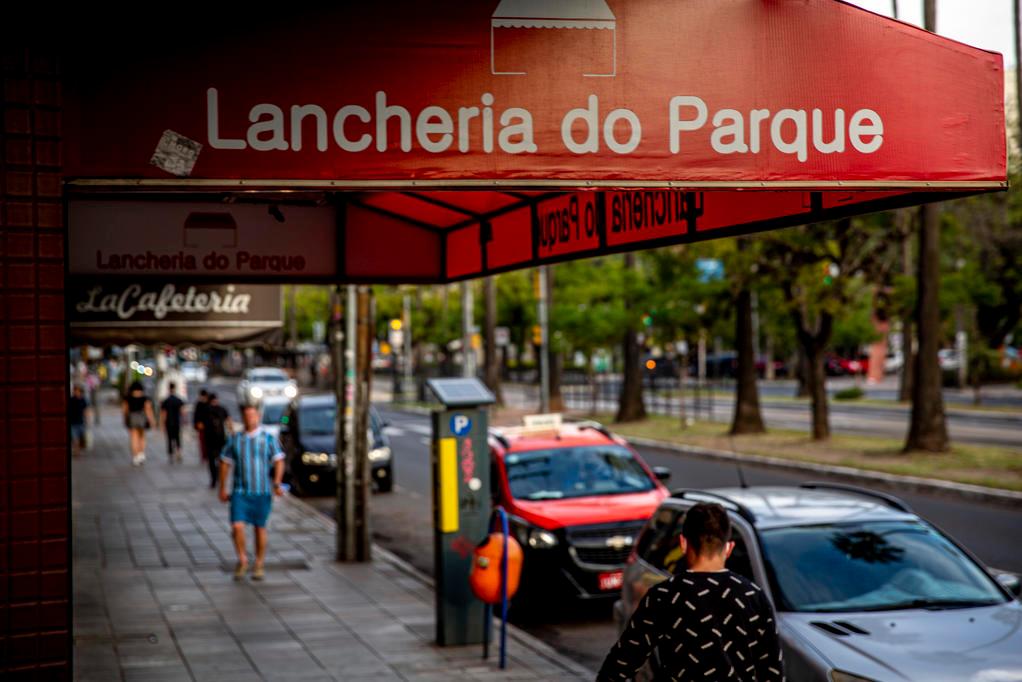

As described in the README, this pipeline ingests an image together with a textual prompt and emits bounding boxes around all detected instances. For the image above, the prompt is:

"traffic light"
[532,324,543,346]
[822,261,839,285]
[642,312,653,327]
[390,318,402,331]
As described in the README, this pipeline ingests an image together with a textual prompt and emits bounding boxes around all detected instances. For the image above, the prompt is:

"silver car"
[615,485,1022,682]
[237,367,297,405]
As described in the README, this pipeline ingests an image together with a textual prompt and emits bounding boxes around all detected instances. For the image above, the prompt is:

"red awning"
[61,0,1007,284]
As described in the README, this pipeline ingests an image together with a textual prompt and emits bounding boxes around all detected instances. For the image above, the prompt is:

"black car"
[279,394,393,495]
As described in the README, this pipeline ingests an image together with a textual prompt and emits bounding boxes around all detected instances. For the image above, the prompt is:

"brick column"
[1,47,72,680]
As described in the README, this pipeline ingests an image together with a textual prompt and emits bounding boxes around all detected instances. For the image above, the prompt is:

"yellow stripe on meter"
[439,438,459,533]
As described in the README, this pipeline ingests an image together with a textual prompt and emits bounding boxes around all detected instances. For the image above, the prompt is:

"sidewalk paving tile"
[74,404,594,680]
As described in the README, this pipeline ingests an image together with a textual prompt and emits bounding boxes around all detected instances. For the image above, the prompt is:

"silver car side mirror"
[995,572,1021,597]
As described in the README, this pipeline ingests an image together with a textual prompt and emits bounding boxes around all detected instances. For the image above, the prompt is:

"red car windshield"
[505,445,654,501]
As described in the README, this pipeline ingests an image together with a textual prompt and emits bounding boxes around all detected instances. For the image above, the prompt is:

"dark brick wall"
[1,46,71,679]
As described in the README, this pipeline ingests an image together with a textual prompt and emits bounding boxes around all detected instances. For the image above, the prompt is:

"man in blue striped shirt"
[218,403,285,581]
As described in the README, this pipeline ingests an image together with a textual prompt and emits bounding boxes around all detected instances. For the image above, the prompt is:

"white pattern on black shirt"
[596,570,784,681]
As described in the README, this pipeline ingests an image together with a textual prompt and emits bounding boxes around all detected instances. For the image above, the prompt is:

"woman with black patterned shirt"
[598,503,785,681]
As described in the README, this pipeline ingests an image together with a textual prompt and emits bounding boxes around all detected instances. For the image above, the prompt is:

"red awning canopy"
[62,0,1007,284]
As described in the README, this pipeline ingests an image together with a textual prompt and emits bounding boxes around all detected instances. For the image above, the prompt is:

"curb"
[623,435,1022,508]
[282,491,598,679]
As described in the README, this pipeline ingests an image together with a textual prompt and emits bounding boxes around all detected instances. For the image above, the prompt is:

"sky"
[848,0,1016,66]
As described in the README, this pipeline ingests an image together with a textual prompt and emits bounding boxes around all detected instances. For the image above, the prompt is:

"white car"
[180,361,208,383]
[938,348,962,371]
[883,352,904,374]
[237,367,298,405]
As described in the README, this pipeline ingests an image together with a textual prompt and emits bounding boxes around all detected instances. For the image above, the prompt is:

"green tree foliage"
[283,285,331,342]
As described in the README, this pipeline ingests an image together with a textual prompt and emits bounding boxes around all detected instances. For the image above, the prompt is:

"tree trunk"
[898,210,915,403]
[616,327,647,422]
[616,254,646,422]
[794,347,810,398]
[731,285,766,434]
[483,276,503,405]
[807,345,830,440]
[898,319,915,402]
[905,201,950,452]
[904,1,949,452]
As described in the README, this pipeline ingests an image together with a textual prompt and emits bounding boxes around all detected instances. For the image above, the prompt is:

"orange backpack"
[469,532,524,604]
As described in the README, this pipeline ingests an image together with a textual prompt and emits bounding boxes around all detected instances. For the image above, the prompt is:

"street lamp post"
[537,267,550,413]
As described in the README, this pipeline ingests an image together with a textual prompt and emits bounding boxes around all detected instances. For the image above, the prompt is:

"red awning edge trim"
[64,179,1008,191]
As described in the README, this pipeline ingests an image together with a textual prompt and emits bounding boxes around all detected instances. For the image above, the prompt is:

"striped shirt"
[220,427,284,496]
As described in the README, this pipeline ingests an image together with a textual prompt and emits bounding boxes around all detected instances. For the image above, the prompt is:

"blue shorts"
[70,424,86,444]
[230,494,273,528]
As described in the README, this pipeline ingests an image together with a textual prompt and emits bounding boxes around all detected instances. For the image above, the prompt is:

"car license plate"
[598,571,623,591]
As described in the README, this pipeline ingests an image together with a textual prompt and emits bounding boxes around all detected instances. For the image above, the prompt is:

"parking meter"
[426,378,496,646]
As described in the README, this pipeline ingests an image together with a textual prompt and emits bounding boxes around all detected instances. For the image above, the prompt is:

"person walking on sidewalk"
[203,393,230,488]
[160,383,185,463]
[193,389,210,463]
[597,503,785,681]
[69,384,91,457]
[122,381,156,466]
[218,402,285,581]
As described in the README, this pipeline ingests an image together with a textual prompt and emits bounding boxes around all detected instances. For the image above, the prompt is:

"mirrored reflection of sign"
[535,192,599,258]
[69,200,337,279]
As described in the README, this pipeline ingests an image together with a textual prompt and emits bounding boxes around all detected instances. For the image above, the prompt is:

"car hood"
[297,432,378,456]
[783,601,1022,682]
[512,489,665,529]
[297,433,336,456]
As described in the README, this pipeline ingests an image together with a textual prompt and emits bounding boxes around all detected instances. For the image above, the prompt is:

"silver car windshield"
[760,521,1007,613]
[505,445,654,501]
[250,371,288,383]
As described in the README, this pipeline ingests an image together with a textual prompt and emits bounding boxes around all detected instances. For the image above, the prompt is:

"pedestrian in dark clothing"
[161,383,185,463]
[69,385,91,456]
[202,393,231,488]
[597,503,785,682]
[194,389,210,462]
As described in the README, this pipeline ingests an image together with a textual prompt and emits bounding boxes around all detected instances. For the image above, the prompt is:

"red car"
[488,419,671,604]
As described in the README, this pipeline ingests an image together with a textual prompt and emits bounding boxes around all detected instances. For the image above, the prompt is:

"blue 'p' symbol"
[450,414,472,436]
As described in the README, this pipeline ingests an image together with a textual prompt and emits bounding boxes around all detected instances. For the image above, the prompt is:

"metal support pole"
[403,292,413,402]
[462,282,475,378]
[537,267,550,413]
[333,286,350,561]
[338,285,359,561]
[351,286,373,561]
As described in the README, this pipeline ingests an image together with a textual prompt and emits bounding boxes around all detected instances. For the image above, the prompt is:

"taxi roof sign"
[522,413,563,431]
[426,377,497,408]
